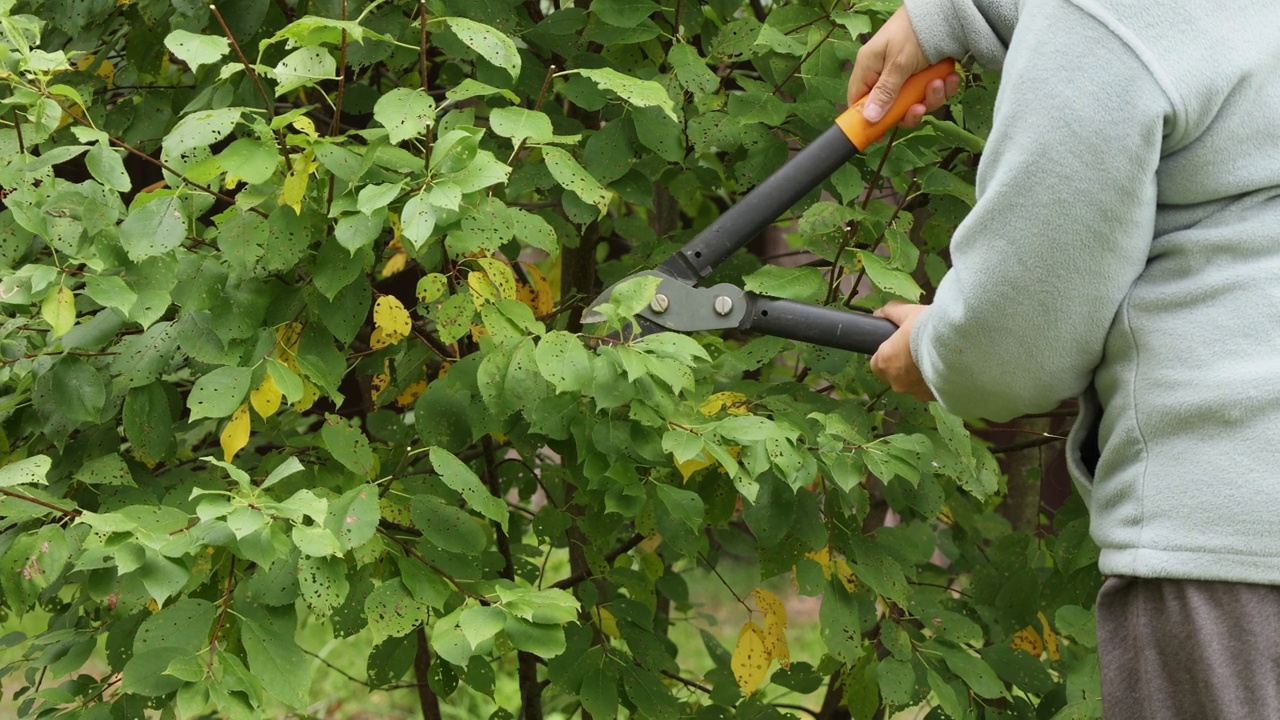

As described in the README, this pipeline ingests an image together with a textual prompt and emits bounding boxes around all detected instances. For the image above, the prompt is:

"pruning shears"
[582,60,956,355]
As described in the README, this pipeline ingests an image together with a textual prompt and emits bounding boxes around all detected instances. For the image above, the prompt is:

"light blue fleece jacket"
[899,0,1280,584]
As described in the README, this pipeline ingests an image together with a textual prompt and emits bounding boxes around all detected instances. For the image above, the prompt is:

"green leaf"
[124,382,175,464]
[0,455,51,488]
[187,366,252,420]
[273,47,337,96]
[374,87,437,144]
[119,195,187,261]
[857,251,923,301]
[429,447,508,530]
[400,192,436,251]
[654,483,704,530]
[325,484,380,551]
[877,657,916,707]
[573,67,677,121]
[298,555,349,617]
[220,137,278,184]
[239,606,310,709]
[580,659,620,718]
[163,30,230,72]
[411,495,486,554]
[940,646,1006,699]
[535,330,591,393]
[459,605,506,649]
[74,453,134,486]
[291,525,342,557]
[165,107,242,155]
[365,578,429,643]
[442,17,521,80]
[490,106,555,145]
[321,415,376,478]
[503,616,566,658]
[742,264,828,303]
[592,0,659,26]
[668,43,719,95]
[86,144,131,192]
[542,146,610,214]
[48,355,105,423]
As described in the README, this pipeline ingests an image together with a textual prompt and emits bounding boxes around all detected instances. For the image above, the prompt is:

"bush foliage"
[0,0,1103,718]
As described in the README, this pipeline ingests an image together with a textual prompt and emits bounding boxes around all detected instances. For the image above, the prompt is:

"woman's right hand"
[847,7,961,127]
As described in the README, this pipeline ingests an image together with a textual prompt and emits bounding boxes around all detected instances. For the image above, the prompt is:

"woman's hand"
[847,7,961,126]
[870,301,935,402]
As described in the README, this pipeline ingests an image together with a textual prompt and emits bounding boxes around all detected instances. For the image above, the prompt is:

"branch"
[0,488,80,518]
[207,556,236,671]
[990,435,1065,454]
[549,533,644,590]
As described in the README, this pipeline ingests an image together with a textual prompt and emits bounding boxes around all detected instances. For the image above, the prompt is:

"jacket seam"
[1061,0,1187,146]
[1119,293,1151,563]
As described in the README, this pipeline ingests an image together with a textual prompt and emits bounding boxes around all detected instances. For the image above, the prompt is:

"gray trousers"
[1097,576,1280,719]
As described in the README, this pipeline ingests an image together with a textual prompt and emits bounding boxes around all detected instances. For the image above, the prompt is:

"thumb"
[873,300,915,326]
[862,62,911,123]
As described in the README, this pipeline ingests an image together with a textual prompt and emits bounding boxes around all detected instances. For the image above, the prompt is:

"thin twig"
[989,436,1065,454]
[533,64,557,113]
[11,109,24,154]
[0,489,80,518]
[329,0,349,137]
[419,1,430,95]
[698,552,752,613]
[209,5,274,122]
[661,669,711,694]
[549,533,644,590]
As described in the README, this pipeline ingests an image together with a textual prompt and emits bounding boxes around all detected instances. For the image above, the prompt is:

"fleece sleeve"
[910,0,1173,421]
[902,0,1019,68]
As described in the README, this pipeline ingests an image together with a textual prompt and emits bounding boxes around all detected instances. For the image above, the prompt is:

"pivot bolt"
[650,294,670,313]
[714,296,734,316]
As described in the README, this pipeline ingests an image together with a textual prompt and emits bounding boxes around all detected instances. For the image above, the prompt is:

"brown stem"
[207,556,236,671]
[481,437,544,720]
[419,1,430,95]
[329,0,349,137]
[843,177,918,308]
[533,64,557,113]
[209,5,275,122]
[0,488,80,518]
[825,129,901,304]
[12,109,25,154]
[414,627,444,720]
[549,533,644,590]
[772,23,838,97]
[380,528,492,605]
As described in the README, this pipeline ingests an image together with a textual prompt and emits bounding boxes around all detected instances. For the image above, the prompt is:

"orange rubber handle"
[836,60,958,150]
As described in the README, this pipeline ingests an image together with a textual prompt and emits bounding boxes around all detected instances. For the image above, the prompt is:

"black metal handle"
[657,125,859,284]
[743,295,897,355]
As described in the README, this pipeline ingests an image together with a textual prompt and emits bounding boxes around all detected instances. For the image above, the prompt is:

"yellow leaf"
[291,116,319,138]
[699,391,751,417]
[638,534,663,554]
[370,360,391,402]
[372,295,412,344]
[675,452,714,482]
[369,326,393,351]
[801,546,857,591]
[75,55,115,85]
[833,557,858,592]
[515,262,554,317]
[1010,625,1044,657]
[42,285,76,338]
[1038,611,1060,661]
[250,374,283,419]
[220,403,251,462]
[437,361,452,379]
[395,378,428,408]
[752,589,790,669]
[381,251,408,278]
[938,505,955,526]
[388,212,402,248]
[468,271,501,310]
[295,381,320,412]
[475,258,518,300]
[279,152,313,213]
[731,622,770,696]
[590,606,621,639]
[277,321,304,352]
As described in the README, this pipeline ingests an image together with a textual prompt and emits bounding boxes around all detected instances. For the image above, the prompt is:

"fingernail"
[863,102,884,123]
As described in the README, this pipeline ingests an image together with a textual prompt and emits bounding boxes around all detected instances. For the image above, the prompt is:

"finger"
[944,73,962,98]
[873,301,914,325]
[900,103,926,129]
[862,57,912,123]
[923,78,946,111]
[848,42,885,107]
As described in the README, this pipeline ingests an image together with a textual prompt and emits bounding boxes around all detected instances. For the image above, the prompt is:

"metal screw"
[714,296,733,316]
[650,293,669,313]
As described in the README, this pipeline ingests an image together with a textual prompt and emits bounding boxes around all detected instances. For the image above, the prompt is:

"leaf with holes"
[187,366,251,421]
[443,17,520,80]
[429,447,507,531]
[374,88,437,144]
